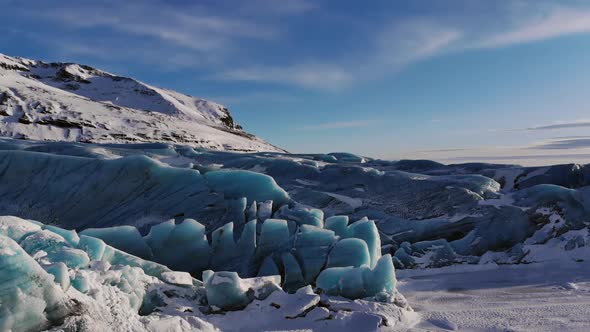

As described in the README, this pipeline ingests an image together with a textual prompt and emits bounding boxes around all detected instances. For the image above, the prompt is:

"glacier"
[0,215,409,331]
[0,137,589,271]
[0,137,590,330]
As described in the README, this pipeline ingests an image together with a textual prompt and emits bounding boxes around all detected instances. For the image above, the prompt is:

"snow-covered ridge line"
[0,53,283,152]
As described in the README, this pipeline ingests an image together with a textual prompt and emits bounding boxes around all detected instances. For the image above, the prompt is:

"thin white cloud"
[209,92,298,105]
[502,119,590,131]
[479,6,590,48]
[299,120,377,130]
[9,0,590,92]
[31,3,276,52]
[216,64,353,90]
[215,20,461,89]
[216,3,590,89]
[530,138,590,150]
[235,0,316,16]
[525,120,590,131]
[373,20,462,67]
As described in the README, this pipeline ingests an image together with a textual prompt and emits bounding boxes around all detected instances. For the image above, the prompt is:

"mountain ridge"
[0,53,284,152]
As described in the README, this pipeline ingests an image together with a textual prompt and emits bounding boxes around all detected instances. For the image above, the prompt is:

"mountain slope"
[0,53,283,152]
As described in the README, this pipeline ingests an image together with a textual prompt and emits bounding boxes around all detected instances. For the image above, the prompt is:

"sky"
[1,0,590,166]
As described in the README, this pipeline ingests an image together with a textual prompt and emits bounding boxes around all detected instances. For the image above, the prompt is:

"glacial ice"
[19,229,66,254]
[0,137,554,274]
[0,216,41,242]
[204,169,291,206]
[293,225,336,283]
[59,209,389,300]
[257,200,273,221]
[258,255,280,277]
[211,220,257,275]
[43,262,70,291]
[0,150,225,231]
[71,271,90,293]
[0,213,399,326]
[324,216,381,267]
[211,223,238,267]
[77,234,106,261]
[514,184,590,226]
[317,254,397,299]
[255,219,292,263]
[281,253,306,292]
[274,205,324,227]
[327,238,371,268]
[43,225,80,247]
[325,215,350,236]
[81,226,153,259]
[7,216,395,325]
[347,218,382,267]
[68,210,388,301]
[145,218,211,274]
[202,270,282,310]
[3,137,588,329]
[0,235,69,332]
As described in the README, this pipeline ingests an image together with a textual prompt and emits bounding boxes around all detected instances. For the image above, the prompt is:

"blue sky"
[1,0,590,165]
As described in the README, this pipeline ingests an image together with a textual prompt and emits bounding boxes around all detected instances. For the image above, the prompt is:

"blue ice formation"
[0,150,213,230]
[326,238,371,268]
[81,226,153,259]
[0,149,291,233]
[5,138,586,273]
[77,235,106,261]
[202,270,281,310]
[3,206,390,302]
[0,216,200,329]
[0,234,70,331]
[513,184,590,226]
[0,213,397,328]
[20,230,90,269]
[0,137,564,273]
[204,170,291,206]
[64,208,391,300]
[144,219,211,273]
[281,252,306,292]
[316,254,396,299]
[293,225,337,283]
[0,216,174,284]
[274,206,324,227]
[325,216,381,267]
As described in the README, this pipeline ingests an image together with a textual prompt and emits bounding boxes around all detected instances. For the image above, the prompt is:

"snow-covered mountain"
[0,53,283,152]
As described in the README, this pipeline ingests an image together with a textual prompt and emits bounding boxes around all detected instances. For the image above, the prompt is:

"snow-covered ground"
[399,260,590,331]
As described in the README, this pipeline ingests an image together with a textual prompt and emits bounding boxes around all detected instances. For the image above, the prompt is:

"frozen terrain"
[0,215,411,332]
[1,54,590,331]
[399,260,590,331]
[0,138,588,331]
[0,54,282,152]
